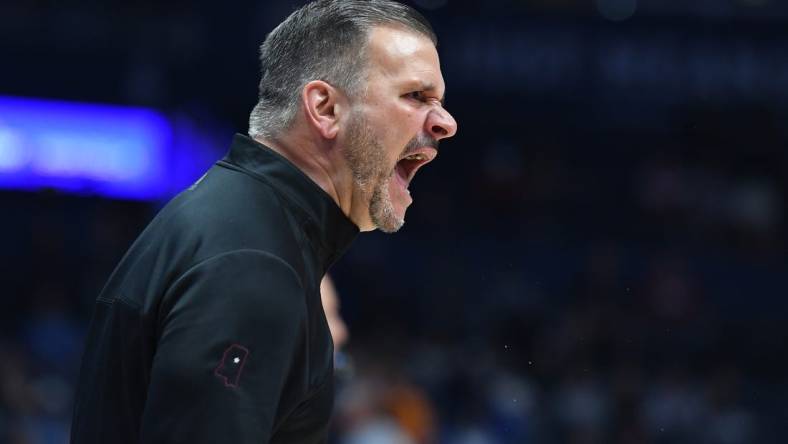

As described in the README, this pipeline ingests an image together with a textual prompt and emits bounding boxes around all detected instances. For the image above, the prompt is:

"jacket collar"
[221,134,359,268]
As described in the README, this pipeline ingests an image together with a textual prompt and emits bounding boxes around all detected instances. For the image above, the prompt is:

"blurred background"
[1,0,787,443]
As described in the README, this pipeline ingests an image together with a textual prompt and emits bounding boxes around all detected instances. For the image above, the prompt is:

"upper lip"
[397,147,438,184]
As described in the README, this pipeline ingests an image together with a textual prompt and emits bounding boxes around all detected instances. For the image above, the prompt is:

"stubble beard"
[343,113,404,233]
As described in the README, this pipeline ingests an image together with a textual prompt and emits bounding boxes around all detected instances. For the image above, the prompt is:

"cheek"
[377,105,424,154]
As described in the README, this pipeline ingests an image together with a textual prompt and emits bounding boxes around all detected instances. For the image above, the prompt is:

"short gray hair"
[248,0,437,140]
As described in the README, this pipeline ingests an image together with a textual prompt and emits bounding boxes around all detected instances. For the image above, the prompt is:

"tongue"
[391,163,412,205]
[395,162,409,188]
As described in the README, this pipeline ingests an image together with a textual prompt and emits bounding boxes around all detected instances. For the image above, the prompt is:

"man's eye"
[406,91,425,101]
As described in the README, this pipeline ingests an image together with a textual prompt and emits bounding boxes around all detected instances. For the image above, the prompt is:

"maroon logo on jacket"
[214,344,249,387]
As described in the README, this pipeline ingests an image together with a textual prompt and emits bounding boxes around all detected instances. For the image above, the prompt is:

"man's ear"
[302,80,344,140]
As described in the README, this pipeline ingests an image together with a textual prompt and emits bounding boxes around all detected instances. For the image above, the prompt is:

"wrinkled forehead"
[364,25,444,90]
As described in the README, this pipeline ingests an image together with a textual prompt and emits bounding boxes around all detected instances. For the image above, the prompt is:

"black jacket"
[71,134,358,443]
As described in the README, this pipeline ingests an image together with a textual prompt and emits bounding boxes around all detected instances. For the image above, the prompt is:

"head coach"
[70,0,457,443]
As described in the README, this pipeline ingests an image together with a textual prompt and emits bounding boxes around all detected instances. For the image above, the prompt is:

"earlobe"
[303,81,340,140]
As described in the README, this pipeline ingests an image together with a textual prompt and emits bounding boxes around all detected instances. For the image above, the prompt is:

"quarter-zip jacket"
[71,134,358,443]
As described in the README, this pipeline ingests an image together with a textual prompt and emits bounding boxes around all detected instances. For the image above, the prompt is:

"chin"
[377,220,404,233]
[371,207,405,233]
[368,178,408,233]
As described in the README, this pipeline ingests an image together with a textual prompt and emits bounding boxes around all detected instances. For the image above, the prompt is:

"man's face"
[343,26,457,233]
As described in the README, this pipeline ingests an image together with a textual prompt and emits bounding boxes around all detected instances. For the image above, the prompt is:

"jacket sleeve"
[138,250,305,443]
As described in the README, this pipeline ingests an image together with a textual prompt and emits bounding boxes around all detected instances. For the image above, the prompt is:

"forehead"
[365,26,444,92]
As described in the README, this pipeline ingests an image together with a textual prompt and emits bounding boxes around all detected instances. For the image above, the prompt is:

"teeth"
[404,154,424,160]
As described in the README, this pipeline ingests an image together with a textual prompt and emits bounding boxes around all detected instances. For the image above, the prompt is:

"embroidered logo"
[214,344,249,387]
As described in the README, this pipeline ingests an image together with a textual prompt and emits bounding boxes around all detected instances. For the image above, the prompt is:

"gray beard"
[369,175,402,233]
[343,115,404,233]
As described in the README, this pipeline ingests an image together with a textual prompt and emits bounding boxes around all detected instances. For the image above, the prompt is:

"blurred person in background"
[321,274,354,380]
[70,0,456,443]
[334,360,438,444]
[321,274,349,355]
[321,275,438,444]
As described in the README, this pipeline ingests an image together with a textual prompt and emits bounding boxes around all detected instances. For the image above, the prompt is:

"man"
[321,275,349,355]
[320,274,354,380]
[71,0,456,442]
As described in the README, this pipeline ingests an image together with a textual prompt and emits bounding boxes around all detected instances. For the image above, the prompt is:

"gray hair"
[248,0,437,140]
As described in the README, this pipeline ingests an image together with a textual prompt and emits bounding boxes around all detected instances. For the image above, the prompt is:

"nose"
[425,105,457,141]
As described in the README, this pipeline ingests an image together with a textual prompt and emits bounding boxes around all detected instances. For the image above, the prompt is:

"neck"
[252,132,366,229]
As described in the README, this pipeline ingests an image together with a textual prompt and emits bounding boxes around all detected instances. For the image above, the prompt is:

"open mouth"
[394,147,438,187]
